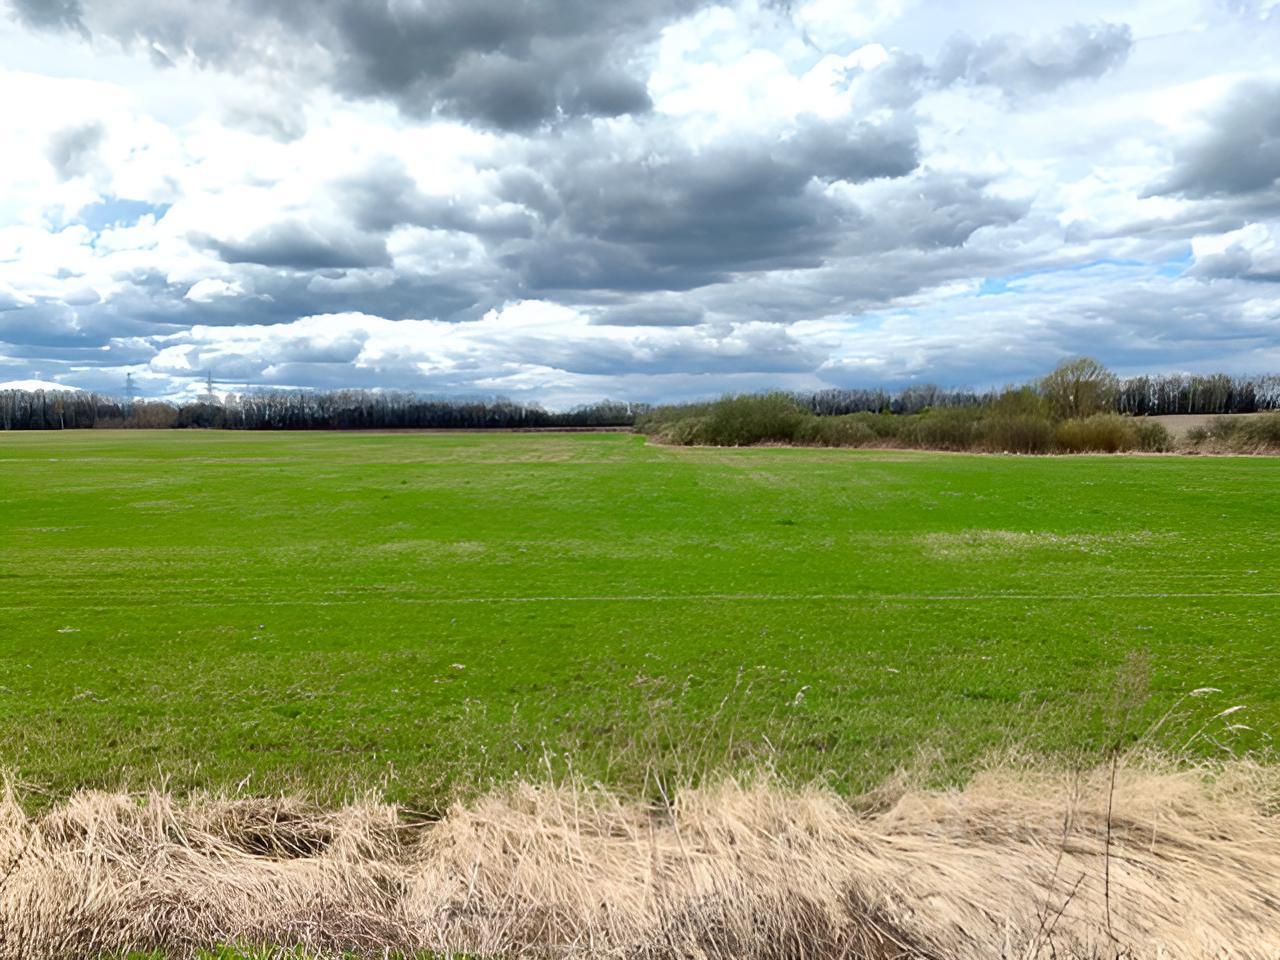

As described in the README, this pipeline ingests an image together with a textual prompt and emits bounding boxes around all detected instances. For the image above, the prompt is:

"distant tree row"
[4,361,1280,431]
[0,389,646,431]
[801,366,1280,418]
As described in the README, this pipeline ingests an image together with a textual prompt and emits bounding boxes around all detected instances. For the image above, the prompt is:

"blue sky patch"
[78,198,171,233]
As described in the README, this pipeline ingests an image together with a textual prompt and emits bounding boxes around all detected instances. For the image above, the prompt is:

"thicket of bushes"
[1185,413,1280,453]
[637,360,1196,455]
[638,394,1174,454]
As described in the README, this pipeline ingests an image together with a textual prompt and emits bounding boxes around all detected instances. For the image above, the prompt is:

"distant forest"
[3,367,1280,431]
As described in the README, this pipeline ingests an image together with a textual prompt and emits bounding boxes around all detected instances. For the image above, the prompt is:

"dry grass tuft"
[2,761,1279,959]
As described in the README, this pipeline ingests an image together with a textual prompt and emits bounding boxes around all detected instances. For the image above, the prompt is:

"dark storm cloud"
[46,123,103,180]
[936,22,1132,95]
[197,221,391,270]
[1150,81,1280,199]
[10,0,710,129]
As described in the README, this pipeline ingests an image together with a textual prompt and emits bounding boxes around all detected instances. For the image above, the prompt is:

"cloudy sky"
[1,0,1278,403]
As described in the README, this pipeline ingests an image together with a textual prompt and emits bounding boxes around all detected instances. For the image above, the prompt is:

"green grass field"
[2,430,1277,807]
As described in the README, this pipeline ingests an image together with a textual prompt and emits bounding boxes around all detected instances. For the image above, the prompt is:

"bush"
[1206,416,1245,440]
[1133,419,1172,452]
[848,412,907,440]
[798,416,878,447]
[990,386,1049,419]
[909,408,983,451]
[701,393,807,446]
[1054,414,1138,453]
[1181,414,1280,452]
[660,416,711,446]
[643,392,1187,456]
[1233,413,1280,451]
[980,414,1056,454]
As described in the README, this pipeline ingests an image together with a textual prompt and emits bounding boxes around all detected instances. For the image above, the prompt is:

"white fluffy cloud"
[1,0,1278,402]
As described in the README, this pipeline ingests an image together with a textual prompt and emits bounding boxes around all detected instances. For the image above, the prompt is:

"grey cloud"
[937,22,1132,95]
[16,0,706,129]
[590,303,705,327]
[223,102,307,142]
[423,48,653,131]
[322,115,926,299]
[0,302,84,346]
[863,51,931,109]
[341,159,535,238]
[561,68,653,119]
[0,339,153,365]
[321,0,691,127]
[1192,233,1280,283]
[840,173,1029,255]
[500,117,921,292]
[1151,81,1280,199]
[197,222,390,270]
[46,123,103,180]
[490,325,824,378]
[10,0,85,32]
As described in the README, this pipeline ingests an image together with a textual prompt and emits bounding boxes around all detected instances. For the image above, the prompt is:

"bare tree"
[1039,357,1120,420]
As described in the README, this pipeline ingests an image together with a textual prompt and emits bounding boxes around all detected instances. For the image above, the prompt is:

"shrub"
[980,414,1056,454]
[910,407,983,451]
[849,412,907,440]
[1234,412,1280,451]
[1055,414,1138,453]
[702,393,807,446]
[1133,419,1172,452]
[1206,416,1245,440]
[660,416,711,446]
[990,386,1049,419]
[798,416,878,447]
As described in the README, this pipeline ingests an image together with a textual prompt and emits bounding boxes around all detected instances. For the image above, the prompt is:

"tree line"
[4,362,1280,431]
[0,390,646,431]
[802,371,1280,417]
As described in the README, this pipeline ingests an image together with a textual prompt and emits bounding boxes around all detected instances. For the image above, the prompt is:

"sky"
[1,0,1278,404]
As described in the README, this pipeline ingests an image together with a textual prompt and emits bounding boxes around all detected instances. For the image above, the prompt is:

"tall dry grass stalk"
[2,759,1278,959]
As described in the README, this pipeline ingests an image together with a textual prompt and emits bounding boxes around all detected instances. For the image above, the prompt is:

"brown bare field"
[3,759,1278,959]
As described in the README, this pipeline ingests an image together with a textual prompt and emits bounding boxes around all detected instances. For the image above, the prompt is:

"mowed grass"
[2,430,1278,807]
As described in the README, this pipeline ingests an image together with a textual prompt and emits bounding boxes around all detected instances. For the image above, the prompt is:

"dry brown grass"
[2,760,1278,959]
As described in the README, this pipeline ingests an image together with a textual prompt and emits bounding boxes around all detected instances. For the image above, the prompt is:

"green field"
[2,430,1277,806]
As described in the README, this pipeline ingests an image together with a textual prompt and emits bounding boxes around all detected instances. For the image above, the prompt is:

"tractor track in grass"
[4,589,1280,611]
